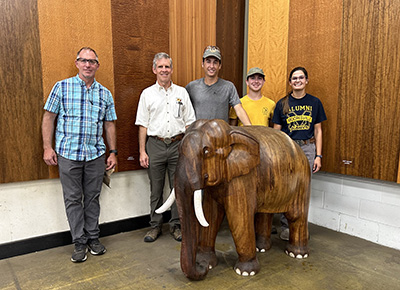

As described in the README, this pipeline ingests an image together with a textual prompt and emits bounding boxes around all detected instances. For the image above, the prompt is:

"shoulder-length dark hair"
[281,67,309,115]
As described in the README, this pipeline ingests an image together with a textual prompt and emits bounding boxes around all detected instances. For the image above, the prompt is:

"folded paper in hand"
[103,168,115,188]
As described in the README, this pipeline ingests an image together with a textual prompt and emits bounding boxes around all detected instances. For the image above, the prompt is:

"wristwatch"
[109,149,118,155]
[315,155,322,159]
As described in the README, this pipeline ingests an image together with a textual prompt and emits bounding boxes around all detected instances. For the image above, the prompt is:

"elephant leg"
[225,190,260,276]
[284,211,309,259]
[197,190,225,270]
[255,213,273,252]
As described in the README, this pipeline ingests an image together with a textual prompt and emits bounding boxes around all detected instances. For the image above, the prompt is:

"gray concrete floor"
[1,221,400,290]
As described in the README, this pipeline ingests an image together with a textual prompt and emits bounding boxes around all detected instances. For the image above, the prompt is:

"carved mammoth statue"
[157,119,311,280]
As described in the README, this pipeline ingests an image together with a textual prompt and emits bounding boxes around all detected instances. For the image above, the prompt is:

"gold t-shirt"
[229,95,276,126]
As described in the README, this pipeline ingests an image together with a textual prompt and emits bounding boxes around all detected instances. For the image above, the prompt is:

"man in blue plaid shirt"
[42,47,117,263]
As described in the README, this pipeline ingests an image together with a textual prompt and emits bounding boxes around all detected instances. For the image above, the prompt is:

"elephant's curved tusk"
[155,188,176,214]
[194,189,209,227]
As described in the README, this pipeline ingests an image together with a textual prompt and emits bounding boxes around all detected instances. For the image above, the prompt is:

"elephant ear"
[226,129,260,182]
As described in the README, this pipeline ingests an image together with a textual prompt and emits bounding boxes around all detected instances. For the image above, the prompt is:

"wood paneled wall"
[287,0,342,177]
[247,0,289,101]
[0,0,221,182]
[336,0,400,181]
[2,1,399,183]
[37,0,114,178]
[38,0,115,101]
[249,0,400,182]
[216,0,246,95]
[0,0,48,183]
[169,0,244,103]
[111,0,170,171]
[169,0,217,87]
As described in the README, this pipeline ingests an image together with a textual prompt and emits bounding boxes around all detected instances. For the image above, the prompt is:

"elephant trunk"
[175,165,209,280]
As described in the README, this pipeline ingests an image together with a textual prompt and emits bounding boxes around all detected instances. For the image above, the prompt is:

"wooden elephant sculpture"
[157,119,311,280]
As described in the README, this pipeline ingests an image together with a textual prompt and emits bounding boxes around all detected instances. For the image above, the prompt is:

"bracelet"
[109,149,118,155]
[315,155,322,159]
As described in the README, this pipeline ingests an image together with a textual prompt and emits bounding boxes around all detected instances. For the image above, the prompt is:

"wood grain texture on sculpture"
[171,119,311,280]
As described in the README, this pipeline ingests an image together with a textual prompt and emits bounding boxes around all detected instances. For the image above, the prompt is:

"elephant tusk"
[194,189,209,227]
[155,188,176,214]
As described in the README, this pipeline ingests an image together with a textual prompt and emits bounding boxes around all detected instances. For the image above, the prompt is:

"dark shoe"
[71,243,88,263]
[88,239,106,255]
[271,226,278,235]
[144,227,162,242]
[280,228,289,241]
[170,225,182,242]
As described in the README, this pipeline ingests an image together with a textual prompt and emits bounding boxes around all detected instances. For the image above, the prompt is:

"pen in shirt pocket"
[177,99,183,117]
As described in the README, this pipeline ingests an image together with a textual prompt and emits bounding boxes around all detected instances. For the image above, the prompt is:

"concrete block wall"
[309,172,400,250]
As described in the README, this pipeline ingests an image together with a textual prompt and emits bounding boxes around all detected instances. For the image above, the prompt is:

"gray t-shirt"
[185,78,241,122]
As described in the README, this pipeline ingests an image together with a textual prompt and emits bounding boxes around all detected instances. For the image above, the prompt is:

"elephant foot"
[197,251,218,270]
[234,257,260,277]
[256,235,271,253]
[285,244,309,259]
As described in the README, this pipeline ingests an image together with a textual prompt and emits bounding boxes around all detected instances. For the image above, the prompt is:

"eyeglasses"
[77,58,99,65]
[204,45,220,53]
[291,76,305,81]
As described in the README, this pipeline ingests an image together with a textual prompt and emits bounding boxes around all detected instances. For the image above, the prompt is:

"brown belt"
[294,137,315,146]
[152,134,184,145]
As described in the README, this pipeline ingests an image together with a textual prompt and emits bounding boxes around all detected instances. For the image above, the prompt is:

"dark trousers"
[146,137,180,229]
[58,155,105,244]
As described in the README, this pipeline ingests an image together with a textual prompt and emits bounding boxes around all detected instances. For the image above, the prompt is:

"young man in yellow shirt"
[229,67,275,127]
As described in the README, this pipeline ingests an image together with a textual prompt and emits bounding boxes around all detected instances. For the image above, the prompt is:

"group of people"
[42,45,326,263]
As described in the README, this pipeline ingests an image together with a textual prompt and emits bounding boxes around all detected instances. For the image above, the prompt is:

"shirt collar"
[75,74,98,89]
[155,81,173,92]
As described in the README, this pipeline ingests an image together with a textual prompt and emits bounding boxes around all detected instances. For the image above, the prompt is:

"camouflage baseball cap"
[203,46,221,60]
[246,67,265,78]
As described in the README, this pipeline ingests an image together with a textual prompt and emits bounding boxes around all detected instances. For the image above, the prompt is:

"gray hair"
[153,52,173,69]
[76,47,99,61]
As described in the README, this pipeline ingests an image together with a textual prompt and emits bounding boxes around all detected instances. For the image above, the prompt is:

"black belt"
[294,137,315,146]
[151,134,184,145]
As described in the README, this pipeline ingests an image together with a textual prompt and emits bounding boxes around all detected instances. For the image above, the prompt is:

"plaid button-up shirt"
[44,74,117,161]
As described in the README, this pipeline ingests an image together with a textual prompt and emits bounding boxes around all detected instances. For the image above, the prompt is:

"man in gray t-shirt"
[186,46,251,125]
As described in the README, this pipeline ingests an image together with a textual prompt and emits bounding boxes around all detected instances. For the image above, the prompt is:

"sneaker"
[170,225,182,242]
[280,228,289,241]
[144,227,162,242]
[71,243,88,263]
[88,239,107,255]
